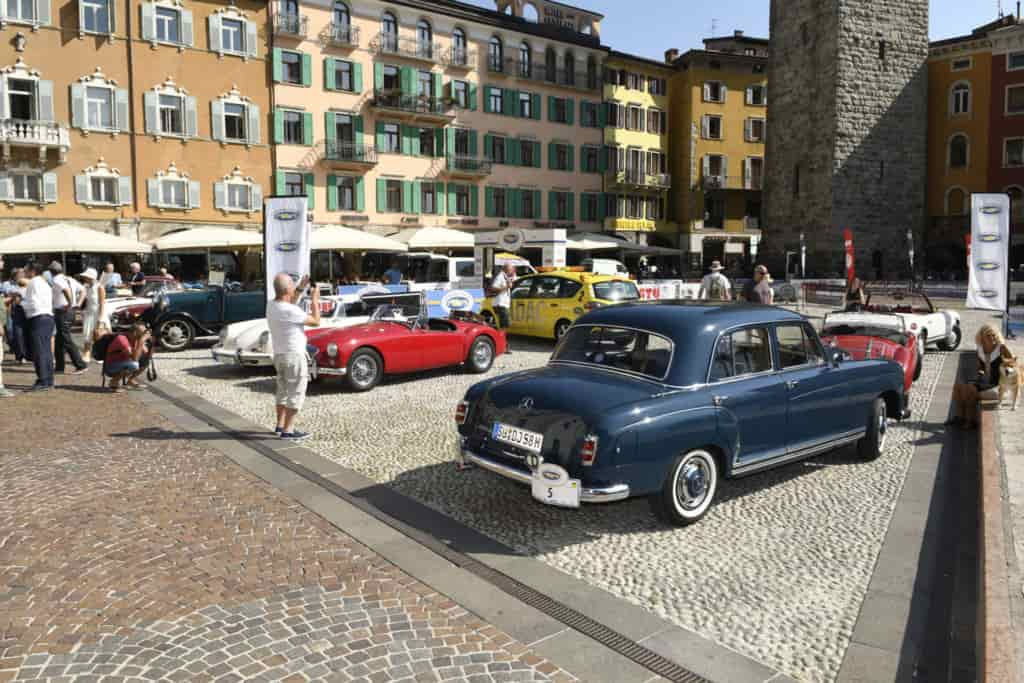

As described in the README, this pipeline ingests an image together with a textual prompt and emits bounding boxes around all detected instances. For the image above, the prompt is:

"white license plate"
[213,353,238,365]
[491,422,544,454]
[531,463,581,509]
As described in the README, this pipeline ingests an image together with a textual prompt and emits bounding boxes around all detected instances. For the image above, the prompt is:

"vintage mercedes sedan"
[455,302,909,526]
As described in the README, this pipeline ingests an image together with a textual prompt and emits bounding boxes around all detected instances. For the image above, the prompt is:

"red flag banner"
[844,229,855,283]
[965,233,971,268]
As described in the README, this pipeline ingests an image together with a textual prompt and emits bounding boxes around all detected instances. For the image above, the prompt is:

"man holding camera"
[267,273,321,441]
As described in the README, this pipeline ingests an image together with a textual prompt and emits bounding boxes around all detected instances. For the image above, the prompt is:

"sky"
[462,0,999,61]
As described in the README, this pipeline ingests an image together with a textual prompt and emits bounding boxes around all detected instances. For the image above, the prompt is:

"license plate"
[491,422,544,454]
[531,463,581,509]
[213,352,238,365]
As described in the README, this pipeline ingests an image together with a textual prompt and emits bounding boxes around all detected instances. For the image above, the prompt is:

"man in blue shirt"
[100,263,122,295]
[381,259,403,285]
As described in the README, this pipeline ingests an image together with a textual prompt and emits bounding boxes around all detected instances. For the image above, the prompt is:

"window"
[8,79,34,120]
[564,52,575,85]
[878,39,886,61]
[1008,85,1024,115]
[282,110,302,144]
[704,81,725,103]
[648,77,666,96]
[520,139,534,166]
[551,97,569,123]
[489,88,503,113]
[545,47,556,82]
[417,70,433,98]
[284,171,304,196]
[454,185,470,215]
[421,182,436,214]
[552,326,670,380]
[382,122,399,153]
[90,176,115,203]
[331,175,354,210]
[384,179,402,212]
[581,102,599,127]
[86,86,113,129]
[747,84,766,106]
[518,91,532,118]
[627,105,643,131]
[489,36,503,71]
[626,72,641,90]
[492,187,507,217]
[704,115,723,140]
[160,178,187,207]
[945,187,966,216]
[381,12,397,51]
[221,182,249,211]
[333,1,349,29]
[155,6,180,43]
[582,146,600,173]
[551,191,569,220]
[747,117,765,142]
[334,60,353,91]
[489,135,506,163]
[11,172,41,201]
[581,193,599,220]
[709,327,772,381]
[419,128,434,156]
[777,325,822,368]
[452,80,468,108]
[453,128,470,156]
[553,144,569,170]
[223,102,246,141]
[947,82,970,115]
[416,19,432,58]
[520,41,531,77]
[1010,51,1024,70]
[381,65,399,90]
[1008,186,1024,223]
[952,57,971,71]
[282,51,302,84]
[521,190,536,218]
[945,134,968,168]
[158,94,184,135]
[452,28,467,65]
[647,109,663,134]
[511,279,534,299]
[221,18,243,53]
[81,0,110,33]
[1005,138,1024,167]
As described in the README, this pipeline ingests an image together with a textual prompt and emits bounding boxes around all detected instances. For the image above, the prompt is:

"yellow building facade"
[668,33,767,272]
[600,50,672,240]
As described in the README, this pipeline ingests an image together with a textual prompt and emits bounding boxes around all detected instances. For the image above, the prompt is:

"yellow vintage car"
[480,270,641,340]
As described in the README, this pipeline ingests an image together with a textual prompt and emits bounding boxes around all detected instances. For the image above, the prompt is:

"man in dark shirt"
[128,262,146,296]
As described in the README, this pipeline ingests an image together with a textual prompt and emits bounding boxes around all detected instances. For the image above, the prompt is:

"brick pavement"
[0,364,577,683]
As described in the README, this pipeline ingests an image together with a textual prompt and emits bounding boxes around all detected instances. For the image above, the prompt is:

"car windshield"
[552,325,673,380]
[822,324,908,345]
[866,291,931,313]
[369,303,425,328]
[591,280,640,302]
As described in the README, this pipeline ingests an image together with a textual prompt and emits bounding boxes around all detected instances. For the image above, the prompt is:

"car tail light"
[455,401,470,425]
[583,302,603,311]
[580,434,598,466]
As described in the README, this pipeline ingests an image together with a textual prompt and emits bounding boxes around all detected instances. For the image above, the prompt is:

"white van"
[581,258,629,277]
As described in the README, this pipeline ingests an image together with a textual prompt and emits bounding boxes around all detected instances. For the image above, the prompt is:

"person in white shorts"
[267,272,321,440]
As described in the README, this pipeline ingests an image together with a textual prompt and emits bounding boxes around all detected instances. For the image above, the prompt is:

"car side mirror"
[832,349,851,367]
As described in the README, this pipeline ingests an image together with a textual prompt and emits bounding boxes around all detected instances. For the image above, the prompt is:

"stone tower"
[762,0,929,279]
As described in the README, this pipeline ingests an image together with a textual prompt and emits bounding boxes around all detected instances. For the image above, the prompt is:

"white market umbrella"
[311,225,408,252]
[152,227,263,250]
[0,223,151,255]
[566,232,627,251]
[389,226,474,250]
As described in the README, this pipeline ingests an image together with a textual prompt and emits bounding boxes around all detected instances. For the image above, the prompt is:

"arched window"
[332,1,349,28]
[545,47,557,82]
[416,19,432,58]
[1008,186,1024,222]
[586,55,598,89]
[523,2,539,22]
[452,27,467,66]
[283,0,299,17]
[519,41,531,77]
[951,82,971,115]
[564,51,575,85]
[945,187,967,216]
[381,12,397,50]
[489,36,503,72]
[949,134,968,168]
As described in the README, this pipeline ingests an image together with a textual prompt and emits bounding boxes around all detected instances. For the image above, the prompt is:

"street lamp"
[799,232,806,279]
[906,228,915,284]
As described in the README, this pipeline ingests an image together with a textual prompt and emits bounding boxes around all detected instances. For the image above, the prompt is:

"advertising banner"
[967,194,1010,311]
[843,229,855,283]
[263,196,310,301]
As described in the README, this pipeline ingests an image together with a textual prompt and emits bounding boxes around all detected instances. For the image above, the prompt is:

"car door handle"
[786,380,800,390]
[712,395,727,406]
[550,303,558,307]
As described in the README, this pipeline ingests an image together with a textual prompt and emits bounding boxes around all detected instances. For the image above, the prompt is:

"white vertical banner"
[967,193,1010,311]
[263,196,311,301]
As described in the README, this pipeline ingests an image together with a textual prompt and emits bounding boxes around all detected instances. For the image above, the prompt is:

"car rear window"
[592,280,639,302]
[552,325,673,380]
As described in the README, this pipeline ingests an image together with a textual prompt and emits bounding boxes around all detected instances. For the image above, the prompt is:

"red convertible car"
[307,302,506,391]
[820,312,921,393]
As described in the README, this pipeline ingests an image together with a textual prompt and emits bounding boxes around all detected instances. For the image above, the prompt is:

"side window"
[533,276,564,299]
[510,279,534,299]
[776,324,822,368]
[560,280,583,298]
[709,327,772,382]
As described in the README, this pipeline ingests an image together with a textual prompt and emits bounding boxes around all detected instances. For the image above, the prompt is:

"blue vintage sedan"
[454,302,909,525]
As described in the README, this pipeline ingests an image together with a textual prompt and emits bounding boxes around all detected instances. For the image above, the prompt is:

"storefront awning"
[565,233,627,251]
[620,244,683,256]
[311,225,407,252]
[0,223,151,254]
[388,226,474,250]
[152,227,262,251]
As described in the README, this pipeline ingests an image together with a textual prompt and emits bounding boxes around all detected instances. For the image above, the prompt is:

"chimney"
[734,30,745,38]
[665,48,680,64]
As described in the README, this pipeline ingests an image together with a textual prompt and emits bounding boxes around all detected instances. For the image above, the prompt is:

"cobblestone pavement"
[156,313,951,683]
[0,364,578,683]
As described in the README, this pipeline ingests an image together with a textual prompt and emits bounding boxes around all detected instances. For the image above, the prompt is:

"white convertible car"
[852,289,962,353]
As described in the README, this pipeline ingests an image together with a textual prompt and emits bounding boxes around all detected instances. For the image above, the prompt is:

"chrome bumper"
[310,360,346,379]
[457,444,630,504]
[211,348,271,367]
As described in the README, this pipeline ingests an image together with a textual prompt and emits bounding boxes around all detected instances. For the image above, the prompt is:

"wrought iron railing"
[607,170,671,189]
[701,175,763,191]
[327,22,359,47]
[446,155,492,174]
[371,90,455,116]
[372,33,441,62]
[324,142,377,164]
[274,13,308,37]
[442,46,477,68]
[485,58,601,90]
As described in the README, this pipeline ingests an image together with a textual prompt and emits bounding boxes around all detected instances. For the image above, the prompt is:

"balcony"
[326,22,359,48]
[370,90,456,122]
[0,119,69,163]
[274,13,308,38]
[372,33,441,63]
[606,170,671,190]
[443,155,492,178]
[485,59,601,90]
[322,142,377,170]
[701,175,763,191]
[442,46,477,70]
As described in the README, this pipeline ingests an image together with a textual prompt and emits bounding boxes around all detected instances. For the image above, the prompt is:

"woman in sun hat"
[77,267,106,360]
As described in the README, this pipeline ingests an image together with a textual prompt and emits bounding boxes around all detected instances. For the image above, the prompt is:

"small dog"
[999,356,1022,410]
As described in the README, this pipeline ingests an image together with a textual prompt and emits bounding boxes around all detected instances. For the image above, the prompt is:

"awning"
[152,227,262,250]
[311,225,407,252]
[620,244,683,256]
[565,233,627,251]
[0,223,151,254]
[388,226,474,249]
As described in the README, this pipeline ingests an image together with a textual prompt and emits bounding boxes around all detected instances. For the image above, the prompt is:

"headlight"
[326,343,339,358]
[257,330,270,351]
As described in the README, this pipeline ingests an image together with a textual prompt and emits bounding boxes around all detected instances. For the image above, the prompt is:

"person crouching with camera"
[95,322,150,392]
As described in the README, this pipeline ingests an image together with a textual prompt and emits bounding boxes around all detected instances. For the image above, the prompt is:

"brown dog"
[999,356,1022,410]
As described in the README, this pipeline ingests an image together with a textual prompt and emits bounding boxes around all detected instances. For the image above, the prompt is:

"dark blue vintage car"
[455,302,909,525]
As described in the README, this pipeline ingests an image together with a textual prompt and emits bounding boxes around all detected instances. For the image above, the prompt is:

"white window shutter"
[78,0,85,33]
[74,174,89,203]
[36,0,50,26]
[37,80,54,122]
[744,118,751,141]
[42,172,57,203]
[208,14,221,53]
[213,181,226,209]
[762,86,767,105]
[702,155,710,178]
[188,179,200,208]
[140,2,155,41]
[745,86,752,105]
[721,84,728,103]
[245,19,258,58]
[70,84,86,129]
[118,176,132,205]
[0,174,10,201]
[143,91,158,133]
[0,79,7,120]
[180,9,194,46]
[107,0,115,32]
[701,115,709,138]
[210,99,224,141]
[247,104,260,144]
[115,88,129,131]
[703,83,710,101]
[250,183,262,210]
[722,155,729,182]
[743,159,750,189]
[147,178,160,206]
[185,96,198,138]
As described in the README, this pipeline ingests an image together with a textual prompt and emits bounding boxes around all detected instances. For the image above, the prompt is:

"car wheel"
[345,348,383,392]
[481,311,496,327]
[157,319,194,352]
[936,325,962,351]
[554,319,572,341]
[466,337,495,373]
[649,449,719,526]
[857,398,888,461]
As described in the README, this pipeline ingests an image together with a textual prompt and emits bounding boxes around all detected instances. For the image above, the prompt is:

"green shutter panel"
[532,93,541,120]
[469,83,478,111]
[485,186,495,217]
[374,63,384,90]
[302,112,313,146]
[435,182,445,214]
[534,141,542,168]
[273,109,284,144]
[376,179,386,212]
[354,115,364,147]
[401,125,413,155]
[506,137,518,166]
[326,174,338,210]
[567,145,575,172]
[447,183,456,215]
[599,146,609,172]
[301,53,312,87]
[484,134,494,160]
[272,48,283,82]
[469,130,478,157]
[355,176,365,211]
[402,181,413,213]
[566,98,574,125]
[400,67,414,94]
[509,189,521,219]
[324,112,335,145]
[304,173,314,209]
[483,86,493,113]
[548,142,557,170]
[597,192,606,221]
[376,121,386,150]
[548,96,557,122]
[353,63,363,93]
[534,190,542,217]
[433,72,442,99]
[503,89,517,117]
[445,127,455,158]
[470,185,479,216]
[597,101,607,126]
[548,192,557,220]
[324,57,335,90]
[411,127,421,156]
[412,181,421,214]
[274,171,286,195]
[567,192,575,221]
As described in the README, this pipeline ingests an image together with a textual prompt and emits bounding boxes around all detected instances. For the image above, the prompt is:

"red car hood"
[820,333,901,361]
[304,319,496,346]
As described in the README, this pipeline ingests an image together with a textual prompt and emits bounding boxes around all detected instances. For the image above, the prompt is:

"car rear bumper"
[456,440,630,504]
[211,348,272,367]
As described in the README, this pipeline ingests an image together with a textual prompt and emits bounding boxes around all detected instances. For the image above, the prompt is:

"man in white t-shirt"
[49,261,88,375]
[22,262,56,391]
[267,273,321,440]
[698,260,732,302]
[490,263,515,353]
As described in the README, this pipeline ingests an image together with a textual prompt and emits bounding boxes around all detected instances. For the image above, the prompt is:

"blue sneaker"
[274,426,284,435]
[280,431,311,442]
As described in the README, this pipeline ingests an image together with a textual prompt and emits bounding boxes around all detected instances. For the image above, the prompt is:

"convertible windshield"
[823,325,908,345]
[552,325,673,380]
[592,280,640,302]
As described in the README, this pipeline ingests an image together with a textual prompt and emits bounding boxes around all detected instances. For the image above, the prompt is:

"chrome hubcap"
[352,356,377,386]
[163,324,185,345]
[676,458,711,511]
[473,341,492,366]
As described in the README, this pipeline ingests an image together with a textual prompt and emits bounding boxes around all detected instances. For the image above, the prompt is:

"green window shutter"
[324,112,336,145]
[353,63,363,93]
[402,180,413,213]
[509,189,521,219]
[599,146,609,172]
[548,192,557,220]
[274,171,285,195]
[597,192,606,221]
[445,127,455,157]
[436,128,446,158]
[548,141,557,170]
[355,177,365,211]
[400,66,414,94]
[506,137,518,166]
[433,72,442,99]
[535,189,542,218]
[597,101,607,126]
[302,112,313,146]
[273,109,284,144]
[469,130,478,157]
[411,127,421,156]
[401,125,413,155]
[503,88,517,117]
[272,48,283,83]
[447,183,456,215]
[435,182,445,214]
[324,57,336,90]
[374,63,384,90]
[470,185,479,216]
[532,93,541,120]
[566,98,575,125]
[580,193,590,221]
[354,115,364,147]
[304,173,314,209]
[469,83,478,111]
[376,179,386,212]
[484,134,494,160]
[485,186,495,217]
[548,96,557,122]
[567,192,575,221]
[326,174,338,210]
[376,121,386,149]
[483,86,493,113]
[412,180,422,214]
[580,101,588,125]
[301,53,312,87]
[534,141,542,168]
[567,145,575,172]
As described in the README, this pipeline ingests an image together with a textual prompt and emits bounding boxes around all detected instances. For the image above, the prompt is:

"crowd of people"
[695,260,776,304]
